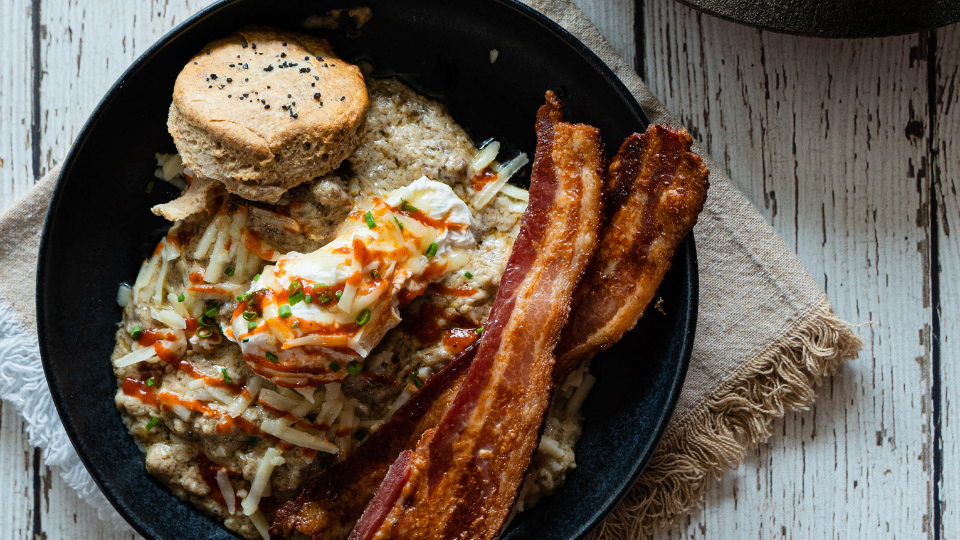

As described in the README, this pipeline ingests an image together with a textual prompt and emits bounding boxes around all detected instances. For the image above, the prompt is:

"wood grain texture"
[0,0,953,538]
[934,22,958,540]
[643,0,942,538]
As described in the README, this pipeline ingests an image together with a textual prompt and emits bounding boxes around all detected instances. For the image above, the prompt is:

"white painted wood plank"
[571,0,637,72]
[934,22,959,540]
[643,1,935,538]
[0,0,38,211]
[0,0,44,537]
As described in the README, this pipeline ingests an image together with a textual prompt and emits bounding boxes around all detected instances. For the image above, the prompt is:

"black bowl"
[36,1,697,539]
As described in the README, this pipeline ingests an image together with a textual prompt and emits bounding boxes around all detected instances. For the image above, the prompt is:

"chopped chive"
[254,273,261,281]
[196,326,214,338]
[291,321,300,328]
[222,369,232,384]
[400,199,418,213]
[464,271,473,279]
[346,360,363,375]
[365,211,376,229]
[353,428,369,441]
[248,321,258,330]
[425,242,438,257]
[224,267,235,276]
[335,291,343,300]
[410,372,425,388]
[393,216,404,230]
[145,417,160,431]
[205,305,219,318]
[314,283,328,293]
[242,338,250,343]
[288,280,302,294]
[130,325,143,340]
[318,295,332,303]
[265,351,279,363]
[476,327,484,335]
[177,293,185,302]
[145,181,156,194]
[146,377,155,387]
[355,308,371,325]
[305,294,313,303]
[242,310,257,321]
[330,361,341,372]
[247,436,258,448]
[278,304,292,318]
[289,290,305,305]
[236,293,248,302]
[198,314,214,327]
[370,270,379,280]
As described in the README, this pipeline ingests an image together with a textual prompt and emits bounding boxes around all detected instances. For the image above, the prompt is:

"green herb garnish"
[346,360,363,375]
[130,325,143,340]
[145,417,160,431]
[265,351,279,363]
[330,361,341,372]
[365,211,376,229]
[177,293,185,302]
[222,369,232,384]
[355,308,371,325]
[425,242,438,257]
[278,304,292,318]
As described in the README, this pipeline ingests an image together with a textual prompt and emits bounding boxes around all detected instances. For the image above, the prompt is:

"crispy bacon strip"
[270,345,478,539]
[349,91,604,540]
[272,124,708,540]
[553,125,709,379]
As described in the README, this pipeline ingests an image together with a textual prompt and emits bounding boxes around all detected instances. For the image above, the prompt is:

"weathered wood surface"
[0,0,953,538]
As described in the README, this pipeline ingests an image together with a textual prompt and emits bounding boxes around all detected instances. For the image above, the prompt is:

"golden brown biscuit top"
[172,26,368,158]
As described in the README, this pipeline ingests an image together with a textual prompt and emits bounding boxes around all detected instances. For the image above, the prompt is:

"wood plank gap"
[634,0,645,79]
[927,27,944,540]
[30,0,41,181]
[31,448,42,539]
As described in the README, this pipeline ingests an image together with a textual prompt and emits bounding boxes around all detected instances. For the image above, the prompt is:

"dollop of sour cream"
[228,177,475,388]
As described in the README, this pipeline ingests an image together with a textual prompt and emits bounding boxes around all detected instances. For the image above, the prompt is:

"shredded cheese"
[241,447,285,516]
[259,418,338,453]
[472,153,530,209]
[248,510,271,540]
[113,346,159,368]
[565,372,597,417]
[216,468,236,515]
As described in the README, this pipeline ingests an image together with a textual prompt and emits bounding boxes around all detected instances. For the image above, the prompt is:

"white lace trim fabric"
[0,301,132,531]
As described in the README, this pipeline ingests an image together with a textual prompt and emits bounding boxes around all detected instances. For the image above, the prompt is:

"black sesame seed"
[251,43,256,50]
[206,50,211,54]
[245,78,250,82]
[264,65,274,71]
[292,113,299,118]
[264,105,270,109]
[208,85,213,88]
[243,93,249,97]
[226,78,232,83]
[287,94,292,98]
[229,63,235,67]
[314,92,322,99]
[300,67,311,73]
[242,43,248,48]
[316,56,323,61]
[314,76,319,80]
[243,63,249,69]
[292,102,296,106]
[280,52,286,58]
[311,82,316,87]
[228,95,232,98]
[282,42,287,46]
[193,61,198,65]
[340,96,345,101]
[210,73,218,79]
[304,56,310,61]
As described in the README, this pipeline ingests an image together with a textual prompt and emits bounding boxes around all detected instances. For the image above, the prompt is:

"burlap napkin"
[0,0,863,537]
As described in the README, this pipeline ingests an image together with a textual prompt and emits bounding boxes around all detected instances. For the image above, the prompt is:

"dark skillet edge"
[500,0,652,127]
[566,235,698,540]
[35,0,674,538]
[672,0,960,38]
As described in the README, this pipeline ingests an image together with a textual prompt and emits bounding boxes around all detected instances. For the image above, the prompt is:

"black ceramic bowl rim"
[35,1,696,539]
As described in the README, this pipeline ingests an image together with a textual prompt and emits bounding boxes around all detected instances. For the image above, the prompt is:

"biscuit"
[168,26,369,202]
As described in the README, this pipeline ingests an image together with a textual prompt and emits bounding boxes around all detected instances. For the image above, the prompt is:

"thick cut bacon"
[349,91,604,540]
[271,122,708,540]
[270,345,478,540]
[553,125,709,379]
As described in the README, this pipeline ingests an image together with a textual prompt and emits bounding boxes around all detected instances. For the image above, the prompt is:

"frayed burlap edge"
[588,297,863,539]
